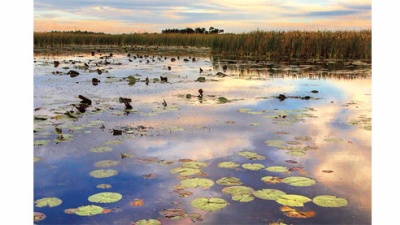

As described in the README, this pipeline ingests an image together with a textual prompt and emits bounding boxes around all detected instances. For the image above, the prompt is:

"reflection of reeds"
[34,30,371,60]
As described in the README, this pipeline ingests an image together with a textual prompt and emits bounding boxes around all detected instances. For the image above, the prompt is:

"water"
[34,50,371,225]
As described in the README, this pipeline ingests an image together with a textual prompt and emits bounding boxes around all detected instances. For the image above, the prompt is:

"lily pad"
[218,161,240,168]
[253,189,286,200]
[34,212,46,222]
[75,205,104,216]
[238,150,265,160]
[232,194,254,202]
[34,140,50,146]
[221,186,254,196]
[94,160,121,168]
[282,176,316,187]
[182,161,208,169]
[89,169,118,178]
[275,194,312,207]
[104,139,124,145]
[159,208,186,219]
[134,219,162,225]
[294,136,312,141]
[261,176,283,184]
[191,197,228,211]
[266,166,289,173]
[35,197,62,208]
[313,195,349,207]
[88,192,122,203]
[96,184,112,189]
[265,140,288,148]
[242,163,265,170]
[34,157,41,163]
[90,146,113,153]
[216,177,243,186]
[171,167,201,176]
[280,206,316,218]
[285,150,307,157]
[218,97,229,103]
[180,178,214,189]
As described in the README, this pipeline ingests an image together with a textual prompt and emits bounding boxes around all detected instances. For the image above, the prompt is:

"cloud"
[33,0,371,33]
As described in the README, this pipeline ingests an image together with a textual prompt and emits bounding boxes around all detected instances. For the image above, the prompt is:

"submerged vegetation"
[34,30,371,60]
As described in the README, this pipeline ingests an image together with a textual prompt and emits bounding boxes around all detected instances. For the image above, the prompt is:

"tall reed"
[34,30,371,60]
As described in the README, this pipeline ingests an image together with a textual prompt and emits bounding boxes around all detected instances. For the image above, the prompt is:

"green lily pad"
[89,169,118,178]
[253,189,286,200]
[35,197,62,208]
[191,197,228,211]
[104,139,124,145]
[216,177,243,186]
[286,150,307,156]
[282,176,316,187]
[275,194,312,207]
[238,150,265,160]
[238,108,251,113]
[221,186,254,196]
[265,140,288,148]
[218,161,240,168]
[218,97,228,103]
[90,146,113,153]
[170,167,201,176]
[135,219,162,225]
[242,163,265,170]
[88,192,122,203]
[266,166,289,173]
[294,136,312,141]
[232,194,254,202]
[180,178,214,189]
[96,184,112,189]
[261,176,283,184]
[182,161,208,169]
[313,195,349,207]
[197,77,206,82]
[34,140,50,146]
[94,160,121,168]
[75,205,104,216]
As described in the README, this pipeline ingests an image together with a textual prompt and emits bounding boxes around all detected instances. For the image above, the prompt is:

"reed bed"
[34,30,371,60]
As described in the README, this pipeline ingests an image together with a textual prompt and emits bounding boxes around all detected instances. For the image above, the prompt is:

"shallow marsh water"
[34,50,371,225]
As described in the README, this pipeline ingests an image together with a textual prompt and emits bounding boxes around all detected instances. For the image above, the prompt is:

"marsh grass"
[34,30,371,60]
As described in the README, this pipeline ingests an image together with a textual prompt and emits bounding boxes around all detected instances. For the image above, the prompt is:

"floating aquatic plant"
[216,177,243,186]
[88,192,122,203]
[35,197,62,208]
[180,178,214,189]
[242,163,265,170]
[266,166,289,173]
[238,150,265,160]
[261,176,283,184]
[94,160,121,168]
[96,184,112,189]
[313,195,348,207]
[218,161,240,168]
[34,140,50,146]
[34,212,46,222]
[282,176,316,187]
[222,186,255,202]
[134,219,161,225]
[90,146,113,153]
[253,189,286,200]
[182,161,208,169]
[191,197,228,211]
[171,167,201,176]
[275,194,312,207]
[89,169,118,178]
[75,205,104,216]
[280,206,316,218]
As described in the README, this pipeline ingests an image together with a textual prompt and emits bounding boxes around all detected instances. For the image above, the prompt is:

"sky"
[33,0,371,34]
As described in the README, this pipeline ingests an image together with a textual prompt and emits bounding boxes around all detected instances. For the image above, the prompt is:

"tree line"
[161,27,224,34]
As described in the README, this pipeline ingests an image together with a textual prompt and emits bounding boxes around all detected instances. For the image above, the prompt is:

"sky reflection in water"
[34,52,371,225]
